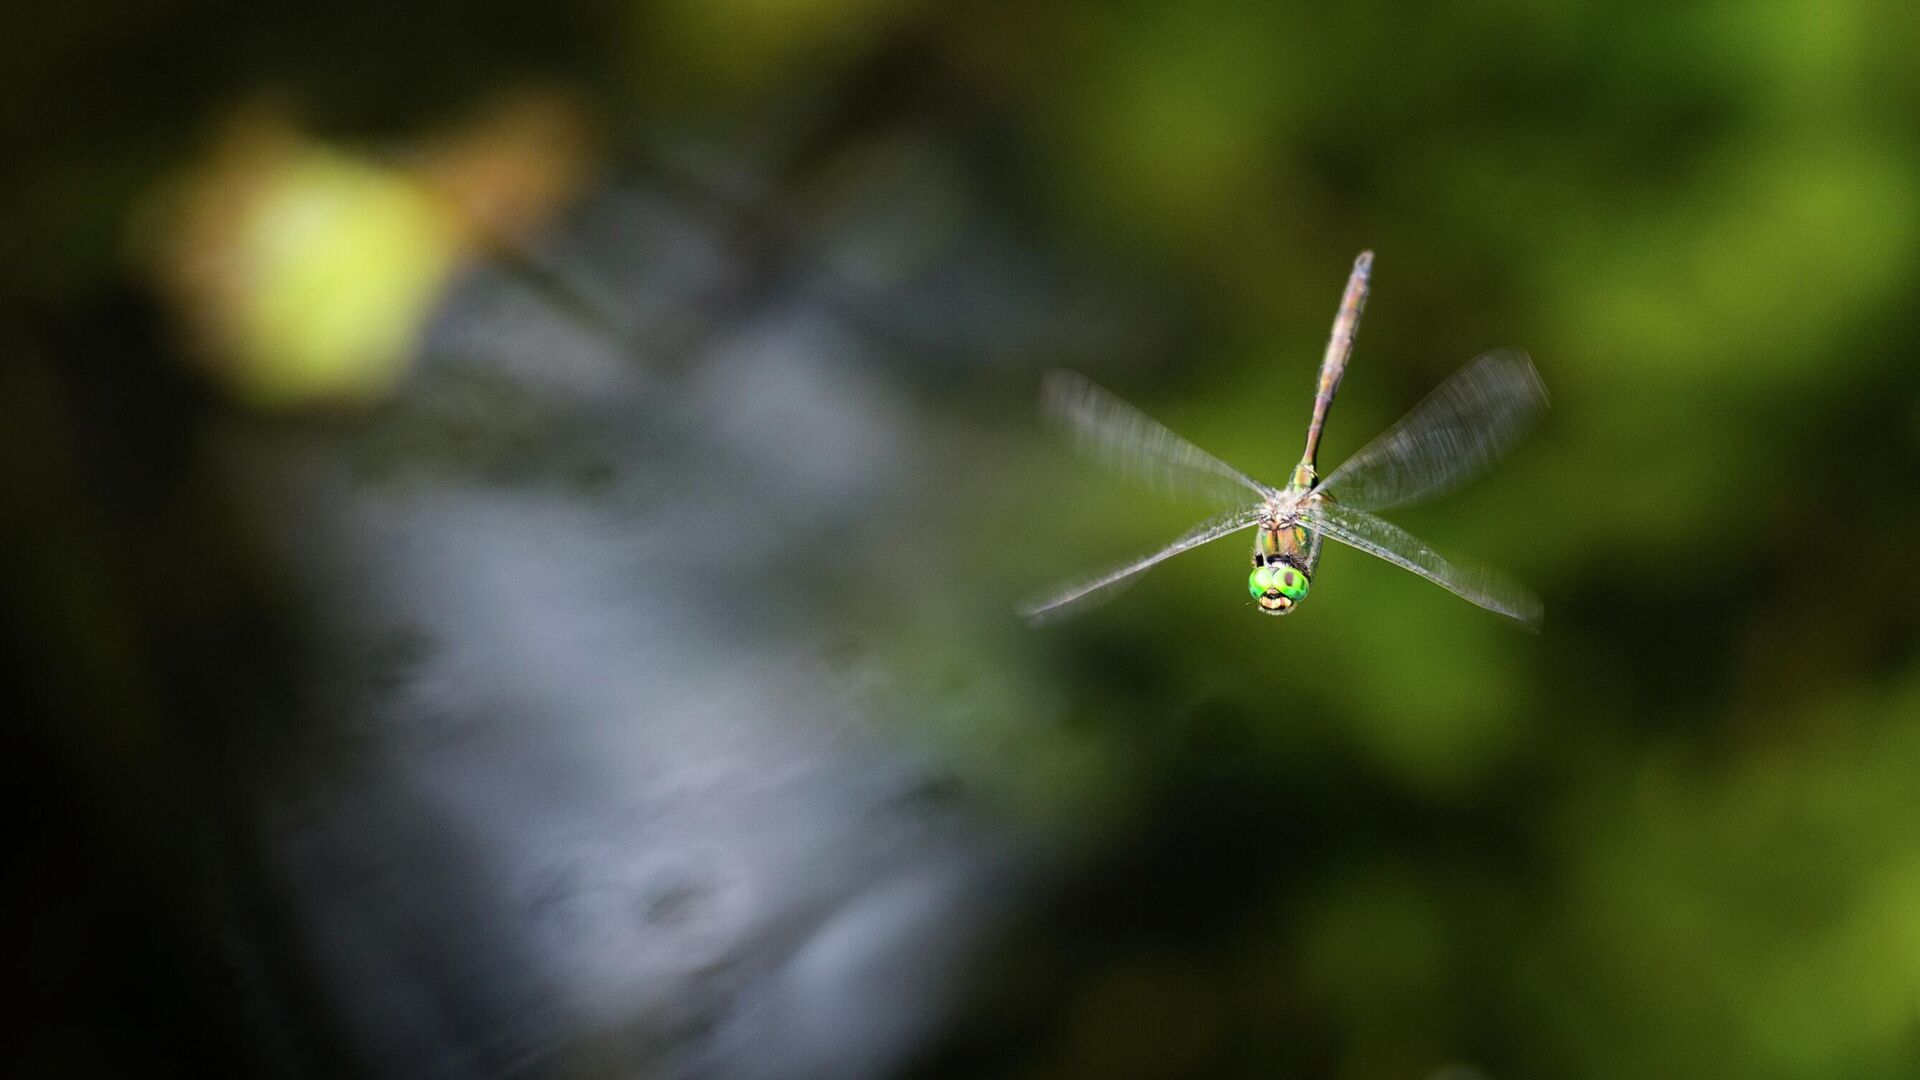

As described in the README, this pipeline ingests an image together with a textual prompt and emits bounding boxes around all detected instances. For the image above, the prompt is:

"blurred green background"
[7,2,1920,1079]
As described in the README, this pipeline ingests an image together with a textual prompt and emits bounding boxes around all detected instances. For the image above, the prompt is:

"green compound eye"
[1276,566,1310,601]
[1248,566,1276,599]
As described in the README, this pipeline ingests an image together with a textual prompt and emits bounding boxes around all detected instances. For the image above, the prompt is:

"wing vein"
[1315,350,1547,512]
[1302,499,1542,628]
[1043,370,1275,505]
[1020,504,1265,625]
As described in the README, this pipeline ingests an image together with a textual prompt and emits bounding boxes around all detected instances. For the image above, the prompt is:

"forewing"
[1019,504,1265,625]
[1314,350,1547,512]
[1043,370,1274,505]
[1301,499,1542,628]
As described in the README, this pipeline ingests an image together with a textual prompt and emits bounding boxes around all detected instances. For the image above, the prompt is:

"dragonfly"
[1020,251,1548,628]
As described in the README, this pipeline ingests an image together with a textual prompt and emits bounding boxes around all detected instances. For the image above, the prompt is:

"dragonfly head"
[1249,562,1310,615]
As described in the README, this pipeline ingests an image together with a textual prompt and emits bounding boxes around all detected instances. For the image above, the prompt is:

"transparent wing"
[1315,350,1547,512]
[1019,504,1265,625]
[1301,498,1542,628]
[1043,370,1274,505]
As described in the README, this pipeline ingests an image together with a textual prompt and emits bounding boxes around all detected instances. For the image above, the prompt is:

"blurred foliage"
[8,0,1920,1079]
[148,113,460,406]
[139,95,595,407]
